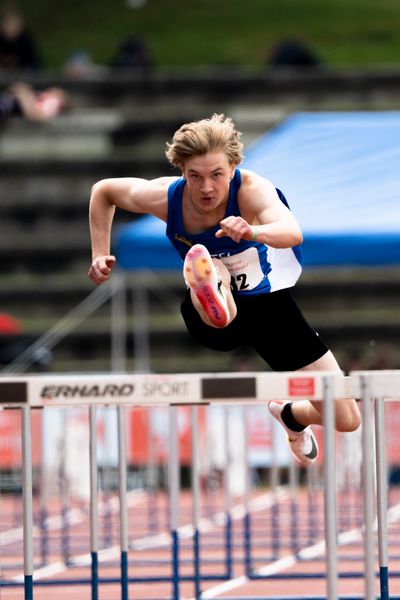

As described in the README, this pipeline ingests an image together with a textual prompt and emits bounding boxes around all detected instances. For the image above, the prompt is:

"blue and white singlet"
[166,168,302,296]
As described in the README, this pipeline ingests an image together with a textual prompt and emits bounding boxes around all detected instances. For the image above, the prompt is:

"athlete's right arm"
[88,176,175,284]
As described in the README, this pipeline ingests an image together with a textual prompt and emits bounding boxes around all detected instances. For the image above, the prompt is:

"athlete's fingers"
[220,216,250,234]
[104,256,116,270]
[96,255,116,274]
[219,216,238,229]
[217,217,253,243]
[88,255,116,283]
[215,224,242,243]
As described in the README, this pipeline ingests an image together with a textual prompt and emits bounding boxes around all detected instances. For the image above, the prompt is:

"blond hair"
[165,113,244,169]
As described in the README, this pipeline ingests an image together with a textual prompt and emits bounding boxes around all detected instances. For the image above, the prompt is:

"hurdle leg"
[89,406,99,600]
[146,407,159,535]
[242,405,253,576]
[117,405,129,600]
[169,406,180,600]
[289,458,299,556]
[360,374,377,600]
[375,396,389,600]
[59,410,71,566]
[223,406,233,579]
[21,405,34,600]
[270,411,281,561]
[191,405,201,599]
[39,409,49,567]
[322,376,338,600]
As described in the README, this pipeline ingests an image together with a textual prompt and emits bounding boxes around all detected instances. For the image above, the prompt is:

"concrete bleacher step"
[0,104,282,158]
[0,155,167,176]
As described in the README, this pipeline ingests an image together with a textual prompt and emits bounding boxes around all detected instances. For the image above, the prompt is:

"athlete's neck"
[182,189,227,234]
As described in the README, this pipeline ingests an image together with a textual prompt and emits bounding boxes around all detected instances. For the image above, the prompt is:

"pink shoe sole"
[184,244,229,328]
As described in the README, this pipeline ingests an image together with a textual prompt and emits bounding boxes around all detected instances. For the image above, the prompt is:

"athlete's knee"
[335,400,361,432]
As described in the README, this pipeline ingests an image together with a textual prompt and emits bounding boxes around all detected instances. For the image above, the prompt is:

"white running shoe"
[268,400,319,466]
[183,244,229,328]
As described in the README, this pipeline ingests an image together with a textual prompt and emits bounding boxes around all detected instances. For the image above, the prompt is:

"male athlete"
[88,113,361,465]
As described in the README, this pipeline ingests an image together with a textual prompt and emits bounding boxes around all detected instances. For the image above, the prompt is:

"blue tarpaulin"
[116,112,400,269]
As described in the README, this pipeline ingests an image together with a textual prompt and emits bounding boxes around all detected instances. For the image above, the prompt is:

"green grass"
[17,0,400,70]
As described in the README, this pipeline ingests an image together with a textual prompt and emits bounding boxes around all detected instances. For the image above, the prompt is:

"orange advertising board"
[0,409,41,468]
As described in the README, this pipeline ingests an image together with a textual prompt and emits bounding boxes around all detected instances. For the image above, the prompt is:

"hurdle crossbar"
[0,370,349,408]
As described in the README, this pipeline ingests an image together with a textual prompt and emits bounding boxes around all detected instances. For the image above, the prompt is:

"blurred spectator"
[64,49,103,79]
[268,38,321,69]
[0,81,70,122]
[0,312,22,335]
[126,0,148,7]
[0,2,41,70]
[110,33,152,72]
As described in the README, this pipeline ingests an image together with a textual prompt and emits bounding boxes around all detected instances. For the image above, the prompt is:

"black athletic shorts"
[180,287,328,372]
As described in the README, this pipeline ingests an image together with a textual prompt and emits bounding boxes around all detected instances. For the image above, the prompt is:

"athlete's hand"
[88,255,116,284]
[215,216,253,243]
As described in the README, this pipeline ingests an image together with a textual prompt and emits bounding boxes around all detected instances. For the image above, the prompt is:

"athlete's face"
[182,151,235,214]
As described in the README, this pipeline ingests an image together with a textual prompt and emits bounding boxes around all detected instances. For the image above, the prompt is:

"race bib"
[221,247,264,292]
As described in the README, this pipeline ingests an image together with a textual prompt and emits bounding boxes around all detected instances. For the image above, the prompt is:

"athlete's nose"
[200,178,213,193]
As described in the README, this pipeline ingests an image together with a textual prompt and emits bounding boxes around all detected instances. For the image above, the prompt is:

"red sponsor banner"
[0,410,21,467]
[288,377,315,397]
[129,407,151,463]
[0,409,41,468]
[128,406,206,465]
[385,401,400,465]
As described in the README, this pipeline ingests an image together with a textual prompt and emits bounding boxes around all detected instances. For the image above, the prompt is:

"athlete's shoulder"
[149,175,181,191]
[126,176,180,221]
[165,175,185,192]
[134,175,180,202]
[238,168,277,197]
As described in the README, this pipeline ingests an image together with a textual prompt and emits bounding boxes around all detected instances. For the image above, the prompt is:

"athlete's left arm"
[216,170,303,248]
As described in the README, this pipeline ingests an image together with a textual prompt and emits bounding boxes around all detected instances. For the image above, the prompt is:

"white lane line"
[0,489,146,547]
[9,488,289,583]
[192,501,400,600]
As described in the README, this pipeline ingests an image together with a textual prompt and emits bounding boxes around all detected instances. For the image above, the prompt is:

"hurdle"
[0,370,399,600]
